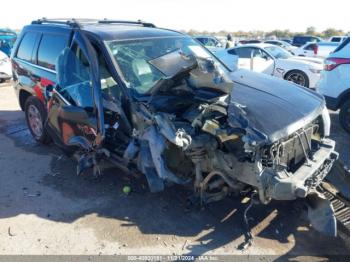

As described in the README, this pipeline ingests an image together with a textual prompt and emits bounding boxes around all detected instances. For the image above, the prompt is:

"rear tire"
[339,99,350,134]
[25,96,51,144]
[285,70,310,88]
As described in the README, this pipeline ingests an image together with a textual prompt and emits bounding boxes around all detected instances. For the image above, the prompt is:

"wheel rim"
[27,104,43,138]
[286,72,306,86]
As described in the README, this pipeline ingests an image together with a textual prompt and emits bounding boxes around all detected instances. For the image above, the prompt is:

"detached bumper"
[265,138,338,200]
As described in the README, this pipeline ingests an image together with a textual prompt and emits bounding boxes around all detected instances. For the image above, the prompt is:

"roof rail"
[31,18,102,28]
[31,18,156,28]
[98,19,156,28]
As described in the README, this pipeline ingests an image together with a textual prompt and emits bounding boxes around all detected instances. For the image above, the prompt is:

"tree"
[322,28,345,38]
[306,26,317,35]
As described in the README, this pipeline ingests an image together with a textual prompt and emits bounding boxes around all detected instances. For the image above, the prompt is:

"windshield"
[106,36,231,95]
[265,46,292,59]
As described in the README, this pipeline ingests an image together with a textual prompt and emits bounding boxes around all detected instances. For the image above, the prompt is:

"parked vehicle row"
[10,18,338,238]
[264,40,297,53]
[216,43,323,88]
[293,41,339,58]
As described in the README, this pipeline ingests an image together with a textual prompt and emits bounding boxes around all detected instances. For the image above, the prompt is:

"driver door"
[46,30,104,152]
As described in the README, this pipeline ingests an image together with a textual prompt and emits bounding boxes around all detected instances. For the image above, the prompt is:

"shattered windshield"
[265,46,292,59]
[106,36,231,95]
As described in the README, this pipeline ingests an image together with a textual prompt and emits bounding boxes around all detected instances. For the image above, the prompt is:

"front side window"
[264,46,291,59]
[57,46,93,109]
[106,36,231,95]
[16,32,39,62]
[38,34,69,70]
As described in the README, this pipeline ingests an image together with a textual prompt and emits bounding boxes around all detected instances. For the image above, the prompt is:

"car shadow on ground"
[0,110,349,258]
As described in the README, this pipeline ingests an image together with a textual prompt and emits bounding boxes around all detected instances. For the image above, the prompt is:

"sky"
[0,0,348,32]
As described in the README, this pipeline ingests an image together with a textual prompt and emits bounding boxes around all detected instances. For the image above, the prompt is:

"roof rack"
[98,19,156,28]
[31,18,85,28]
[31,18,156,28]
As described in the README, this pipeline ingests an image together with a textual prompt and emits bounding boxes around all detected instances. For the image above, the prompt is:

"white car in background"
[0,50,12,83]
[216,43,323,88]
[264,40,297,53]
[293,42,339,59]
[316,37,350,133]
[194,36,224,53]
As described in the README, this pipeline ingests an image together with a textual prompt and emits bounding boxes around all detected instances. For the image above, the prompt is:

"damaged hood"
[228,69,325,144]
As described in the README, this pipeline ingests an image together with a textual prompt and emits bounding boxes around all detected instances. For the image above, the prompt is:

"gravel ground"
[0,81,349,258]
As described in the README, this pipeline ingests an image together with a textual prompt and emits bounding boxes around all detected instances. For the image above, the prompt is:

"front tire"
[339,99,350,134]
[25,96,51,144]
[285,70,310,88]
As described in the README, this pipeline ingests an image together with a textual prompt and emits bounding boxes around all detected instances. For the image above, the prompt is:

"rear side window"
[38,34,69,70]
[331,37,341,42]
[16,32,39,62]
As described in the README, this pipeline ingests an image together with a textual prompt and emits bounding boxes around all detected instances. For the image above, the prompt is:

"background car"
[281,38,292,44]
[194,36,224,52]
[293,41,339,59]
[292,35,323,47]
[264,40,297,53]
[0,28,17,57]
[316,37,350,133]
[238,39,261,45]
[216,43,323,88]
[329,36,347,43]
[0,50,12,83]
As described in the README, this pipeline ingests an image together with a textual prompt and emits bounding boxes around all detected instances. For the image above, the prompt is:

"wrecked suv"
[12,19,338,238]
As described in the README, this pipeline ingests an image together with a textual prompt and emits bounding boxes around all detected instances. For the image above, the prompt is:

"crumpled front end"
[226,85,338,236]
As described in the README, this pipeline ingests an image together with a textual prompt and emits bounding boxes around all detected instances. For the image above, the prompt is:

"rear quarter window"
[234,48,252,58]
[37,34,69,70]
[16,32,39,62]
[334,37,350,53]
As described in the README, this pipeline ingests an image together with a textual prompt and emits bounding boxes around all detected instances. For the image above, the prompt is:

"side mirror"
[60,105,90,126]
[263,55,270,61]
[45,85,54,100]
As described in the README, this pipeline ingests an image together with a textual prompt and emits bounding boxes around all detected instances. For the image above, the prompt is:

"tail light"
[313,45,318,55]
[324,58,350,71]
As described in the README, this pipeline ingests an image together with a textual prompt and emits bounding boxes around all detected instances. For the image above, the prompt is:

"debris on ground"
[7,227,15,237]
[182,239,188,250]
[122,186,131,195]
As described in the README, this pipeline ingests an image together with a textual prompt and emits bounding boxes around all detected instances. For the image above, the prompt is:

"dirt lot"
[1,81,350,258]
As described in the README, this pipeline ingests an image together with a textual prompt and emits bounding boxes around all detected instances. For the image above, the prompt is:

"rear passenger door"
[33,33,70,102]
[12,30,69,107]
